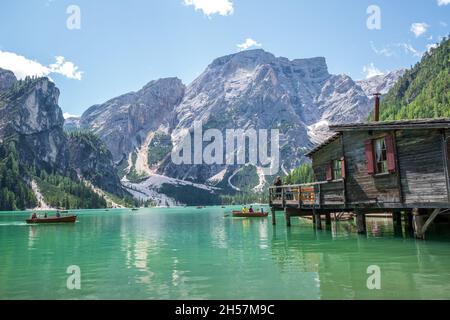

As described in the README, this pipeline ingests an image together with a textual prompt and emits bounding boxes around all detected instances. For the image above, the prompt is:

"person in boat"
[249,206,254,214]
[56,210,61,218]
[242,206,249,214]
[260,208,264,214]
[44,212,48,218]
[31,212,37,220]
[274,176,282,199]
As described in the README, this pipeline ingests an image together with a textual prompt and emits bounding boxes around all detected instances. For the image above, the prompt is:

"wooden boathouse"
[269,118,450,239]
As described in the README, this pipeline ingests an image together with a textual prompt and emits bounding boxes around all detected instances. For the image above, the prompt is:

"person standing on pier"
[274,176,282,199]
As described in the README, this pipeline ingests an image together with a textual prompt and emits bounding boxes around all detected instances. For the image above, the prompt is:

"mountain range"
[70,49,404,205]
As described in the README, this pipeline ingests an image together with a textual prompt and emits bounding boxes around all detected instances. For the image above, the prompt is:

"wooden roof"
[329,118,450,132]
[305,133,341,157]
[305,118,450,157]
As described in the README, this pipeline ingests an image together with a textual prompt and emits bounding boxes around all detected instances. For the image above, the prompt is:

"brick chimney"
[373,93,381,122]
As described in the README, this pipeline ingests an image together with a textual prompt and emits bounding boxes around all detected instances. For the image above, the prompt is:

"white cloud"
[0,51,82,80]
[0,51,49,79]
[411,22,429,37]
[49,56,82,80]
[63,112,80,119]
[363,63,384,79]
[440,21,448,27]
[370,41,394,57]
[370,42,422,58]
[437,0,450,6]
[398,43,422,57]
[184,0,234,17]
[237,38,262,51]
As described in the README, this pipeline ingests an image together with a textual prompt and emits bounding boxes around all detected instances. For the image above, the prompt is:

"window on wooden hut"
[374,138,388,174]
[332,160,342,180]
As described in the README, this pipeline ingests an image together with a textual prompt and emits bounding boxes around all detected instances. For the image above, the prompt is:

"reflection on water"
[0,208,450,299]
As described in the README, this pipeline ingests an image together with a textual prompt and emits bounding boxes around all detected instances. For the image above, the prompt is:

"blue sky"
[0,0,449,117]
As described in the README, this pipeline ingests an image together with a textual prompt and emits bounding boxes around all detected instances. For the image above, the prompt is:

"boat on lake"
[26,215,77,224]
[232,211,268,218]
[131,208,139,211]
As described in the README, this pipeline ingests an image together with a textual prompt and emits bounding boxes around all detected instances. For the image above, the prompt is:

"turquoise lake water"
[1,207,450,300]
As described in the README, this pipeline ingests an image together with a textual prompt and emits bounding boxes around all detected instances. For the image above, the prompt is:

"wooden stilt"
[356,212,366,234]
[315,210,322,230]
[413,213,426,240]
[325,212,332,226]
[285,209,291,227]
[271,208,276,226]
[404,210,414,236]
[393,210,403,236]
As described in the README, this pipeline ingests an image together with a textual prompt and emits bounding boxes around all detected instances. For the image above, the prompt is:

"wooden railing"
[269,181,345,209]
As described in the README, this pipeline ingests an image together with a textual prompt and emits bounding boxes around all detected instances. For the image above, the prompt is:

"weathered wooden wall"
[312,139,346,205]
[312,138,342,182]
[446,129,450,163]
[397,129,448,205]
[321,181,345,205]
[342,131,400,205]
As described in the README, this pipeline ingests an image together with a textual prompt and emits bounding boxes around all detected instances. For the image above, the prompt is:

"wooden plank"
[442,131,450,203]
[392,130,404,204]
[397,129,448,204]
[341,132,348,207]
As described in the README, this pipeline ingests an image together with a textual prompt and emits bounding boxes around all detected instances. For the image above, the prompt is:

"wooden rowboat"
[26,215,77,224]
[232,211,268,218]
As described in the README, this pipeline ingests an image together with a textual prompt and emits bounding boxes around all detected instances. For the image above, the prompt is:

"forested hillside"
[380,36,450,120]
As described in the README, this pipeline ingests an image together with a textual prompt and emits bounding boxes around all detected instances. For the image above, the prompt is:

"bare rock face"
[81,78,185,162]
[64,116,81,132]
[0,68,17,92]
[68,133,128,197]
[357,70,406,96]
[0,77,69,172]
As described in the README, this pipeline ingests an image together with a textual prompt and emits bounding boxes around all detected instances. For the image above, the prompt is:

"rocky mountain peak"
[0,76,67,172]
[80,77,186,162]
[1,77,63,135]
[138,77,185,106]
[210,49,275,68]
[207,49,329,82]
[357,69,406,96]
[0,68,17,92]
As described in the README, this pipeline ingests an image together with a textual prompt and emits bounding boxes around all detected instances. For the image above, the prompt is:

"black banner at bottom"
[0,300,446,319]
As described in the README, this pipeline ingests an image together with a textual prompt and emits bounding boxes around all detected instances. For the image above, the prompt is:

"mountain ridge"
[77,49,404,205]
